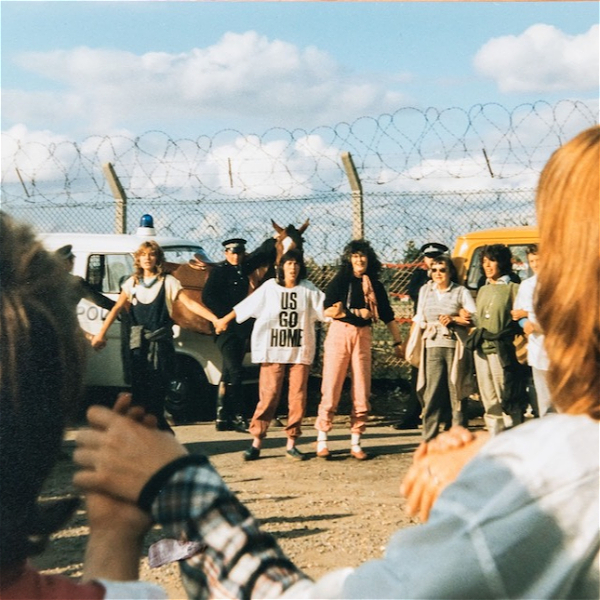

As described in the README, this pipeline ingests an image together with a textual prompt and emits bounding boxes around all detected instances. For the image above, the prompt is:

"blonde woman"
[92,240,218,430]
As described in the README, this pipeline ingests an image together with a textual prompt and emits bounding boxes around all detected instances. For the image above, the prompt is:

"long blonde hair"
[133,240,165,283]
[535,126,600,418]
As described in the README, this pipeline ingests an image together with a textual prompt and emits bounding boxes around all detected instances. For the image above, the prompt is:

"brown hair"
[535,126,600,419]
[0,212,85,563]
[133,240,165,283]
[431,254,458,284]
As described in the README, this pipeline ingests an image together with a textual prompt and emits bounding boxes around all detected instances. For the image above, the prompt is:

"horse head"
[272,219,310,265]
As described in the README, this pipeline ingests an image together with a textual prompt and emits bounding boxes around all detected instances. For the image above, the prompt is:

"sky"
[1,1,598,208]
[2,1,598,138]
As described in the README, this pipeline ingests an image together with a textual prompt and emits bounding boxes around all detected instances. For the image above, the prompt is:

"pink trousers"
[315,320,372,435]
[249,362,310,440]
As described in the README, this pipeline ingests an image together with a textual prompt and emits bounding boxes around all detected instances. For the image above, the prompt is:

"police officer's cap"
[419,242,449,258]
[56,244,75,260]
[222,238,247,254]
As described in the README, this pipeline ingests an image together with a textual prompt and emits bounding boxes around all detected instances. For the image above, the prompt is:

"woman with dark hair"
[413,254,476,440]
[92,240,218,430]
[0,212,166,599]
[216,249,326,461]
[468,243,524,435]
[314,239,403,460]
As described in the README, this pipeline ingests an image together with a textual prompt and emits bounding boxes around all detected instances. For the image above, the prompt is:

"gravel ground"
[34,411,426,599]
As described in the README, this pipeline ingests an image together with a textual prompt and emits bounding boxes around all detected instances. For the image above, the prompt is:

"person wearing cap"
[55,244,116,345]
[202,236,276,432]
[395,242,450,431]
[56,244,116,313]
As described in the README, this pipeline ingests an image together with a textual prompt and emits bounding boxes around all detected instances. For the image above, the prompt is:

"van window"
[87,254,134,294]
[163,245,210,264]
[467,245,534,290]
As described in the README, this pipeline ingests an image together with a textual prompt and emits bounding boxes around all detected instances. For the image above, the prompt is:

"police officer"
[55,244,115,345]
[203,237,275,432]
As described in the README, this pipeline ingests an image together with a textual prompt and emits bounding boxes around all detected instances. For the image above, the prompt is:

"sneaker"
[316,446,331,459]
[243,446,260,461]
[350,448,369,461]
[286,447,307,461]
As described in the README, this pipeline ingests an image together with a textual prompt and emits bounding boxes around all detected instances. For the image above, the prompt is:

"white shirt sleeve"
[164,274,183,315]
[98,579,168,599]
[460,285,477,314]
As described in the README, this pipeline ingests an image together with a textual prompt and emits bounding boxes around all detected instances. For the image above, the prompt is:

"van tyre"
[165,356,216,424]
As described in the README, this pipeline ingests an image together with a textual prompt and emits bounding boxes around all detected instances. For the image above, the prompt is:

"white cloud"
[474,24,599,93]
[3,31,408,135]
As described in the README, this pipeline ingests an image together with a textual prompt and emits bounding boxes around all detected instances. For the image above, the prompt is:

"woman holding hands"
[314,239,403,460]
[413,254,476,440]
[215,249,326,461]
[92,240,218,431]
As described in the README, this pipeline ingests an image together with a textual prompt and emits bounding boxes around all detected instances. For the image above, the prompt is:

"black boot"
[228,383,249,433]
[215,382,232,431]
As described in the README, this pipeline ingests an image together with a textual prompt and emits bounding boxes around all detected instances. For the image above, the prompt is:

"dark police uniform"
[203,237,275,431]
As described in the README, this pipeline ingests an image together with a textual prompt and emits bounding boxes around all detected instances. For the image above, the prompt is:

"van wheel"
[166,357,216,424]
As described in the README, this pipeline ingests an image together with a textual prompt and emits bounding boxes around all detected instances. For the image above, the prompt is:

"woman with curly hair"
[314,239,403,460]
[92,240,218,430]
[468,243,524,435]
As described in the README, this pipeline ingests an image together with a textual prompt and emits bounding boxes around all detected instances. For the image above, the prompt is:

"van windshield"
[163,246,211,264]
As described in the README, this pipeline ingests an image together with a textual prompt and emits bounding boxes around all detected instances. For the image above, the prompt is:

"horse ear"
[271,219,284,234]
[298,219,310,234]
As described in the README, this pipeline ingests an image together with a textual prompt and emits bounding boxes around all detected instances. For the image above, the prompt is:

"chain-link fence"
[2,99,596,378]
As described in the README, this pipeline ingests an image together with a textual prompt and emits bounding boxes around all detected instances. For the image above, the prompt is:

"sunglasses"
[431,267,447,273]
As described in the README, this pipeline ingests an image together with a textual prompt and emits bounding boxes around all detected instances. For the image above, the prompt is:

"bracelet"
[393,341,402,347]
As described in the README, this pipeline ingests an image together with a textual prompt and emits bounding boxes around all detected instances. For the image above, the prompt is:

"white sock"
[351,433,361,451]
[317,430,328,451]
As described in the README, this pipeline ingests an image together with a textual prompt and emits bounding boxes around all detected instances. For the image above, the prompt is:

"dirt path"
[34,415,426,599]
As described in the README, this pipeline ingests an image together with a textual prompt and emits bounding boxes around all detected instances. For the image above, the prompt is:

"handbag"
[513,332,528,365]
[405,283,430,368]
[405,322,424,368]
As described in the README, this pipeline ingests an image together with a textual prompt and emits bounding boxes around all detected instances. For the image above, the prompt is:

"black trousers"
[130,352,171,430]
[216,330,247,386]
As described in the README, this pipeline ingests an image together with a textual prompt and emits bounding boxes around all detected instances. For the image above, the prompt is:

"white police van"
[42,215,236,421]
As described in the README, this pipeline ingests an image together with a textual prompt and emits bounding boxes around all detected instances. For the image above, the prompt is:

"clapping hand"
[400,427,488,522]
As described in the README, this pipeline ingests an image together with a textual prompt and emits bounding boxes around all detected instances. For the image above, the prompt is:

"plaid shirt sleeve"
[150,459,311,600]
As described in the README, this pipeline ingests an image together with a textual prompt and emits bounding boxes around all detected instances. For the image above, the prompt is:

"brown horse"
[168,219,309,334]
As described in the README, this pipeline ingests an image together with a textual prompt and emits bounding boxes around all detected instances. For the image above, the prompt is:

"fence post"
[102,162,127,234]
[341,151,364,240]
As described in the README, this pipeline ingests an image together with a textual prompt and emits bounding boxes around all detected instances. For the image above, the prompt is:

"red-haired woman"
[92,240,218,430]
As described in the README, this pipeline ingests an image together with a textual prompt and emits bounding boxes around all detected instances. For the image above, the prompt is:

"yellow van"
[452,226,539,293]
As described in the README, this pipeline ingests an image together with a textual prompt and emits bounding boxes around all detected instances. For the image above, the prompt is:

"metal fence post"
[102,162,127,234]
[341,151,364,240]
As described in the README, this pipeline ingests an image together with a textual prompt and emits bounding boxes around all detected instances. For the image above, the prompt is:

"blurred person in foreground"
[0,212,166,599]
[73,127,599,599]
